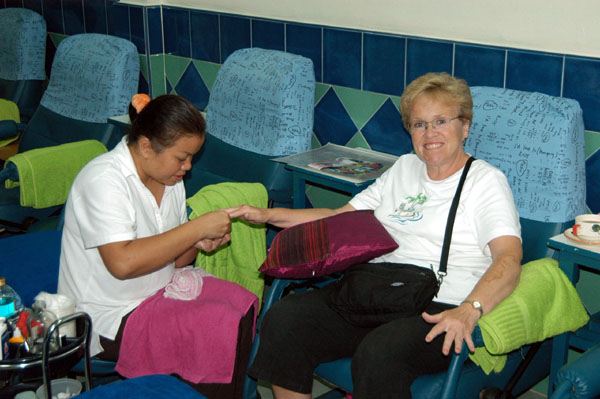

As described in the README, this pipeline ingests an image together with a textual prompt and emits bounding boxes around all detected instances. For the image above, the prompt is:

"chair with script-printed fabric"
[0,33,139,233]
[249,86,588,399]
[186,47,315,211]
[184,48,314,399]
[0,7,46,125]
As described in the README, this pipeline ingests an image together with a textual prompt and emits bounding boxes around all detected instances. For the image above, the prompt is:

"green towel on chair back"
[187,182,268,304]
[470,258,589,374]
[5,139,107,208]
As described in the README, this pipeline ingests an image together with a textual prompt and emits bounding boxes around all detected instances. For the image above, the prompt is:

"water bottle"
[0,277,22,319]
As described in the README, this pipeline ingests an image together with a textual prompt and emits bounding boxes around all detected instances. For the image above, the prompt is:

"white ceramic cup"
[573,214,600,242]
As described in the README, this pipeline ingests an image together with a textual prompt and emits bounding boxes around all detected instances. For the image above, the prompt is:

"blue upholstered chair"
[550,343,600,399]
[247,87,587,399]
[76,374,207,399]
[0,33,139,233]
[0,7,46,124]
[186,47,314,212]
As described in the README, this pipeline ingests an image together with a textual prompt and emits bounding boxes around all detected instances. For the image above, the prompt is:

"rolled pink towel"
[164,266,212,300]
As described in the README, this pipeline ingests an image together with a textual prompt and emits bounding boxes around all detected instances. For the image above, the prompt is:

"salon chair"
[0,33,139,234]
[76,374,207,399]
[0,7,46,125]
[246,86,587,399]
[186,47,314,243]
[550,343,600,399]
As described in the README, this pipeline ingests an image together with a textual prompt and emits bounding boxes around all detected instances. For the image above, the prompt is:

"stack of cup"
[572,214,600,243]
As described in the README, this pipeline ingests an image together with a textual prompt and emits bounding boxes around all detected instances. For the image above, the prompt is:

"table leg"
[548,254,579,394]
[549,332,570,394]
[292,175,306,209]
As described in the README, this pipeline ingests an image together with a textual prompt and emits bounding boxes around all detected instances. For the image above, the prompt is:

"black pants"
[248,284,455,399]
[99,307,254,399]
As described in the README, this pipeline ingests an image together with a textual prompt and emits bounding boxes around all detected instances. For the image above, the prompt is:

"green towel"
[5,139,107,208]
[187,182,268,304]
[0,99,20,147]
[469,258,589,374]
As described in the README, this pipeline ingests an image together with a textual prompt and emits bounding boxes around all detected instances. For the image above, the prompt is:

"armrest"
[260,278,308,329]
[551,344,600,399]
[0,161,19,181]
[439,326,485,399]
[260,276,342,328]
[0,119,20,140]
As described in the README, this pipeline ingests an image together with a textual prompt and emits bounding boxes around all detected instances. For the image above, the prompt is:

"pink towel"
[115,276,258,383]
[164,266,212,300]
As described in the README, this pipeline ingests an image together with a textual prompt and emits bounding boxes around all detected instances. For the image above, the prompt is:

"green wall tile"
[334,85,388,129]
[165,55,191,90]
[311,134,321,148]
[149,54,166,97]
[346,132,370,149]
[139,55,149,83]
[193,60,221,92]
[585,130,600,158]
[315,83,329,105]
[389,95,401,111]
[48,33,68,51]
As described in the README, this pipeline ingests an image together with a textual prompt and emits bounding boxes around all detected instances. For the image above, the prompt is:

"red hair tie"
[131,93,151,114]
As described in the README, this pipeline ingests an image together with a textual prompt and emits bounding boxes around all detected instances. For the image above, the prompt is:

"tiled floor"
[256,379,548,398]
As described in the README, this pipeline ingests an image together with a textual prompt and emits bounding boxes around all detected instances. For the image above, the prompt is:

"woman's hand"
[225,205,269,224]
[422,235,522,356]
[422,304,481,355]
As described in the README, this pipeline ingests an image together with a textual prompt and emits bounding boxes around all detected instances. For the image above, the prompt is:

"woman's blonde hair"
[399,72,473,131]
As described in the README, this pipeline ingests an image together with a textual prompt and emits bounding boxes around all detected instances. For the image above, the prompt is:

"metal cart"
[0,312,92,399]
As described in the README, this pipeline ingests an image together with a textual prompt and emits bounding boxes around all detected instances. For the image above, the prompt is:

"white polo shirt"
[58,137,188,356]
[349,154,521,306]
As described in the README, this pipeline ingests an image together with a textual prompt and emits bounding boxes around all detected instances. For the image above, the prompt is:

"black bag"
[327,157,475,327]
[327,262,439,327]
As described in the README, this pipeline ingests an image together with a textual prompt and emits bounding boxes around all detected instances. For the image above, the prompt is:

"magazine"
[273,143,398,184]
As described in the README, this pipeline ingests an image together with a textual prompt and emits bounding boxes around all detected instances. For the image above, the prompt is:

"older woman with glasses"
[229,72,522,399]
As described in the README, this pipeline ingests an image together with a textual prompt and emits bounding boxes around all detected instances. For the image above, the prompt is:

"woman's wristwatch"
[461,299,484,318]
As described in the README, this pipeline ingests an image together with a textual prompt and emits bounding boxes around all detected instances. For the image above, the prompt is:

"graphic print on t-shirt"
[390,193,427,224]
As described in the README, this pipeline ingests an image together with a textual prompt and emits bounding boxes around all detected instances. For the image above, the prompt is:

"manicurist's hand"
[98,210,234,279]
[194,234,231,252]
[195,209,232,239]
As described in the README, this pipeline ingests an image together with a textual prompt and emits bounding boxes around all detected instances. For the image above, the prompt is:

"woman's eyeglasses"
[409,116,461,133]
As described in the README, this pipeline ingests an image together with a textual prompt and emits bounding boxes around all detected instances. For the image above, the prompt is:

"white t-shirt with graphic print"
[349,154,521,306]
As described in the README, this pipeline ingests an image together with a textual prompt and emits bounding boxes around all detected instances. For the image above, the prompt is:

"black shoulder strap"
[437,156,476,283]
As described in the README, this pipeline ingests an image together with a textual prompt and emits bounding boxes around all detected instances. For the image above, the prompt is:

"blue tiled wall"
[54,3,600,130]
[6,1,600,129]
[2,0,600,213]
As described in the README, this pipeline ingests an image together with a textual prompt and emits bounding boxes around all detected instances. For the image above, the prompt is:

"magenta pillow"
[259,210,399,278]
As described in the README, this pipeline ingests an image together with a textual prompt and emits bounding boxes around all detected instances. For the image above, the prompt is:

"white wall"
[123,0,600,58]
